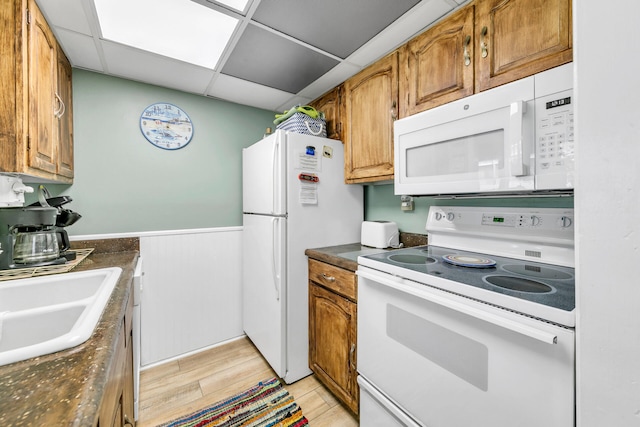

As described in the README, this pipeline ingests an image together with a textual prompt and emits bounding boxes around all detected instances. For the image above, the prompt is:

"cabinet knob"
[480,26,489,58]
[390,100,397,121]
[463,35,471,66]
[321,273,336,282]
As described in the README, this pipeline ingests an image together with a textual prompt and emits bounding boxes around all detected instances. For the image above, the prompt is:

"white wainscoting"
[139,228,243,366]
[73,227,244,367]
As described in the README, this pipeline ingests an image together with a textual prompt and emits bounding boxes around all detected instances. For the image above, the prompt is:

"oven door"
[357,266,575,427]
[394,76,535,196]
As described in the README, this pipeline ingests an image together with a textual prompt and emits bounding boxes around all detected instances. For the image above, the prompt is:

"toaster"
[361,221,399,249]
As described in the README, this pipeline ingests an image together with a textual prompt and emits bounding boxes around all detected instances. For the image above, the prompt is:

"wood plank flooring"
[137,337,359,426]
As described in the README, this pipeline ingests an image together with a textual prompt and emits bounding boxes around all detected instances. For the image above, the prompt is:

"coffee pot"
[0,206,65,269]
[12,229,60,264]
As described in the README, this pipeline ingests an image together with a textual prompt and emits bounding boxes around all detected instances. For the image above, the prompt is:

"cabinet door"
[309,282,358,414]
[343,51,398,183]
[309,86,342,140]
[56,47,74,179]
[400,4,475,117]
[475,0,572,91]
[27,0,57,175]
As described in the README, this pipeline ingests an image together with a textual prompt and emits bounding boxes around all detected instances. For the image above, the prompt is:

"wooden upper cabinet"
[475,0,573,91]
[0,0,74,183]
[343,51,398,184]
[400,4,475,117]
[56,47,74,179]
[309,86,342,141]
[28,1,57,176]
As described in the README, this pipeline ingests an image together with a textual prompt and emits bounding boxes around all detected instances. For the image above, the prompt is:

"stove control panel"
[427,206,575,267]
[429,207,575,233]
[479,214,569,228]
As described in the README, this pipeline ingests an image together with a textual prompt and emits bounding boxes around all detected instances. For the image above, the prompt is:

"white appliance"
[361,220,399,249]
[242,130,363,384]
[394,63,574,196]
[357,206,575,426]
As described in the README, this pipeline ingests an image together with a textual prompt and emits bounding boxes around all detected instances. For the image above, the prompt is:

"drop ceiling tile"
[55,29,104,72]
[101,42,215,95]
[252,0,420,59]
[347,0,455,67]
[221,24,339,94]
[207,74,297,111]
[297,62,362,99]
[36,0,93,35]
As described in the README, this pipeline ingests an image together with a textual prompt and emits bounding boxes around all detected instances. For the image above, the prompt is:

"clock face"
[140,103,193,150]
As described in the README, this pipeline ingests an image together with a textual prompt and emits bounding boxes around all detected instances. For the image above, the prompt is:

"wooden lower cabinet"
[308,259,358,414]
[95,290,135,427]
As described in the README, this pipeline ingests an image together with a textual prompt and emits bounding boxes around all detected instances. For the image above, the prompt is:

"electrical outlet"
[400,195,414,211]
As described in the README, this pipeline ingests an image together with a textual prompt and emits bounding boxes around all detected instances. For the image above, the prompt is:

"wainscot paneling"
[137,228,243,366]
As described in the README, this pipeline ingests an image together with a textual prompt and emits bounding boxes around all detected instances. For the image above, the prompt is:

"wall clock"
[140,103,193,150]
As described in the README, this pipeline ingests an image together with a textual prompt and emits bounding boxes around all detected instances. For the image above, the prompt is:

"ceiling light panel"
[206,0,250,13]
[94,0,238,69]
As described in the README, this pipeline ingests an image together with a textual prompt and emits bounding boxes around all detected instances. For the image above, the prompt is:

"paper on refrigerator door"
[299,180,318,205]
[296,148,320,171]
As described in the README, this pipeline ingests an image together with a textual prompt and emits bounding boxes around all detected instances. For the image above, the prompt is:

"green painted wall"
[364,184,574,234]
[25,70,275,236]
[24,69,574,237]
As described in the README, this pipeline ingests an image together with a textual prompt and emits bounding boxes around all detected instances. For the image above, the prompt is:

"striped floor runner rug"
[156,377,308,427]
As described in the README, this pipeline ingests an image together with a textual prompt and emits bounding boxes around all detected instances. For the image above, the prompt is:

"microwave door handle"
[509,101,526,176]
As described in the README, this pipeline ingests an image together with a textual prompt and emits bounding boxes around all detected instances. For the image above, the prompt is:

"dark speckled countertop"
[305,233,428,272]
[0,239,139,426]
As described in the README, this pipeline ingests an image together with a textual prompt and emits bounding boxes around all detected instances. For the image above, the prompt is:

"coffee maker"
[0,206,67,269]
[27,187,81,262]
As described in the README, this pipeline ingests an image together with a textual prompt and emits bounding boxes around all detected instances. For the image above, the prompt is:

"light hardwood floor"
[137,337,359,426]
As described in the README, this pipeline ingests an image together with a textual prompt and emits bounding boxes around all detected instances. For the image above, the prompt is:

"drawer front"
[309,259,356,301]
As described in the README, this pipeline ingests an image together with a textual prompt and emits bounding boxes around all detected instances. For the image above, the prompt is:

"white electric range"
[356,206,576,427]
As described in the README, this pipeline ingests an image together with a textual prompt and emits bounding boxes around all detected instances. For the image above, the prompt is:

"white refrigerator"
[242,130,363,384]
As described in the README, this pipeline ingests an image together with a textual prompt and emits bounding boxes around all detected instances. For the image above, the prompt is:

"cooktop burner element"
[388,253,436,264]
[483,275,555,294]
[442,254,497,268]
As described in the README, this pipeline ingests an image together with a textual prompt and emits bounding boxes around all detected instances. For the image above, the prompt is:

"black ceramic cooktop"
[360,245,575,314]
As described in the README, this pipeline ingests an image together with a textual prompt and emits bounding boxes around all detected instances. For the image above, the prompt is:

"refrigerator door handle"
[271,139,278,215]
[272,217,280,301]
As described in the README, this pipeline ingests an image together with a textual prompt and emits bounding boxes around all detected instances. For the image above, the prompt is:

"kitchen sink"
[0,267,122,366]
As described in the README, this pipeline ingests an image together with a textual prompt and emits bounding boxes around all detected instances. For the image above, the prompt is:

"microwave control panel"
[535,89,574,189]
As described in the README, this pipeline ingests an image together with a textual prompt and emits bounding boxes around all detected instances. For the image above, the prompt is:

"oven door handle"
[357,269,558,345]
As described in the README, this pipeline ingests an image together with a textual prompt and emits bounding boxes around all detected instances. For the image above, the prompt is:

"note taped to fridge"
[297,150,320,171]
[299,180,318,205]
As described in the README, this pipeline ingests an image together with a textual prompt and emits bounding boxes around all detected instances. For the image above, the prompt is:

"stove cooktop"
[358,245,575,327]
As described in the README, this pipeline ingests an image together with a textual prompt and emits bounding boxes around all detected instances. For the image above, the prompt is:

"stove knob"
[434,212,444,221]
[446,212,455,221]
[560,216,573,228]
[530,215,542,226]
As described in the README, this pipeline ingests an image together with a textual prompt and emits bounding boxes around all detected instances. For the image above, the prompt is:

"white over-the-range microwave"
[394,63,574,196]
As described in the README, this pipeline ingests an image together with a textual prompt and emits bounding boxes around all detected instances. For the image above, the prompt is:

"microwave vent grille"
[525,250,542,258]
